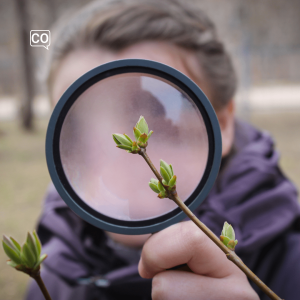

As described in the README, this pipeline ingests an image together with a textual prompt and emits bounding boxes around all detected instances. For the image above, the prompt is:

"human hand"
[138,221,259,300]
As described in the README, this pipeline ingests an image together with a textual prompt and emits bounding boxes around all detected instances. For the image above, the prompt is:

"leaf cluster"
[112,116,153,153]
[2,231,47,274]
[220,222,238,250]
[149,159,177,198]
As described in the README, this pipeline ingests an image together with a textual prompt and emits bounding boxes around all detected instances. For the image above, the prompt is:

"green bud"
[124,134,133,144]
[160,160,173,179]
[131,141,140,153]
[2,240,22,264]
[227,240,236,250]
[157,181,165,193]
[138,133,148,144]
[10,237,21,253]
[220,222,238,250]
[221,221,231,237]
[33,254,47,270]
[33,230,41,257]
[112,134,121,145]
[26,232,39,260]
[160,166,170,183]
[162,179,168,185]
[149,182,160,194]
[168,175,177,187]
[150,178,159,185]
[220,235,231,246]
[133,127,142,140]
[169,164,174,177]
[7,261,18,268]
[146,130,153,141]
[158,190,166,199]
[136,116,149,134]
[113,134,132,147]
[225,224,235,240]
[21,243,36,268]
[117,144,133,151]
[3,235,18,252]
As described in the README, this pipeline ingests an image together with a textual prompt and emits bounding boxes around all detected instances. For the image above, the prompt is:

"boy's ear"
[216,100,235,157]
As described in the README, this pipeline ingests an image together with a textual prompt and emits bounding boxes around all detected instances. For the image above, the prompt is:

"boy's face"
[52,41,235,247]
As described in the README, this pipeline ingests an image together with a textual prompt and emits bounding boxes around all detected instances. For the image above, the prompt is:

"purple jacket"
[25,118,300,300]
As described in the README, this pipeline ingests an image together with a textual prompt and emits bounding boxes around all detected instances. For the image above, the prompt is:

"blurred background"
[0,0,299,298]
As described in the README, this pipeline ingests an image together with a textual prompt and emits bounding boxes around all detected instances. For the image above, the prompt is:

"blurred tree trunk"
[47,0,57,22]
[14,0,35,130]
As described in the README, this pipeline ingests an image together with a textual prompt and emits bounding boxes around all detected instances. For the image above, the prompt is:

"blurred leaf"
[160,166,170,183]
[136,116,148,134]
[33,230,42,257]
[2,240,22,264]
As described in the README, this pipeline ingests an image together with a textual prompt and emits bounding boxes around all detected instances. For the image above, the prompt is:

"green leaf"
[133,127,142,140]
[158,190,166,198]
[157,181,165,193]
[136,116,148,134]
[169,175,177,187]
[220,235,231,247]
[3,235,16,250]
[226,224,235,240]
[7,261,18,268]
[113,134,132,147]
[117,144,132,151]
[112,134,121,145]
[162,179,168,185]
[26,233,39,260]
[169,164,174,177]
[124,134,133,144]
[9,237,21,253]
[221,221,230,236]
[160,160,173,179]
[33,254,47,270]
[146,130,153,141]
[160,166,170,183]
[227,240,236,250]
[2,240,22,264]
[149,182,160,193]
[21,243,36,268]
[33,230,41,257]
[131,141,140,152]
[150,178,159,185]
[138,133,148,143]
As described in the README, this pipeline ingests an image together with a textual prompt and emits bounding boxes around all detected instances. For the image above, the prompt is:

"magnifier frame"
[46,59,222,235]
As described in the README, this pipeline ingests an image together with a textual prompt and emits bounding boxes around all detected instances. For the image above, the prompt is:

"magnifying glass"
[46,59,222,235]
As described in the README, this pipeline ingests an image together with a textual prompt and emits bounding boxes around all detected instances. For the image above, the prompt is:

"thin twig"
[31,272,52,300]
[139,148,283,300]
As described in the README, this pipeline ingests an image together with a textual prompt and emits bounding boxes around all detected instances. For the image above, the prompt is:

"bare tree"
[14,0,35,130]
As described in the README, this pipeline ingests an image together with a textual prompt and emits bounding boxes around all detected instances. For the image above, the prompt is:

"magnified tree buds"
[133,116,153,148]
[112,116,153,153]
[159,159,177,190]
[220,222,238,250]
[148,159,177,198]
[149,178,166,198]
[2,231,47,274]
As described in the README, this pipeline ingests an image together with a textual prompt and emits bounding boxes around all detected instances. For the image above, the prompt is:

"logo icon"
[30,30,51,50]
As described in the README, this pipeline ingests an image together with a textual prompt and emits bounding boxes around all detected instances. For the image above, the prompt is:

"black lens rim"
[46,59,222,235]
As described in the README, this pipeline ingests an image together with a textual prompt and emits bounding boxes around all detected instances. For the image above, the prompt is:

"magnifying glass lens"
[59,73,209,221]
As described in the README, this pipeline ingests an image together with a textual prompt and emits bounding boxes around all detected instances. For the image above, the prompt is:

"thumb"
[138,220,240,279]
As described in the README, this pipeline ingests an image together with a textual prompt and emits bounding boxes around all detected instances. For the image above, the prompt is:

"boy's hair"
[46,0,237,110]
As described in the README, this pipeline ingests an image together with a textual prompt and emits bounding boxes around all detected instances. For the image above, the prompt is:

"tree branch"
[139,148,283,300]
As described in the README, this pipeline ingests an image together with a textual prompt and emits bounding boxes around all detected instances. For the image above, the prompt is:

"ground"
[0,112,299,300]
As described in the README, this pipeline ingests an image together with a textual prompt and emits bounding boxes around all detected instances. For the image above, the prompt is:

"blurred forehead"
[51,41,208,104]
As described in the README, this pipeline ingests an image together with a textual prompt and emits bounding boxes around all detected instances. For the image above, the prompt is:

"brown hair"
[45,0,237,110]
